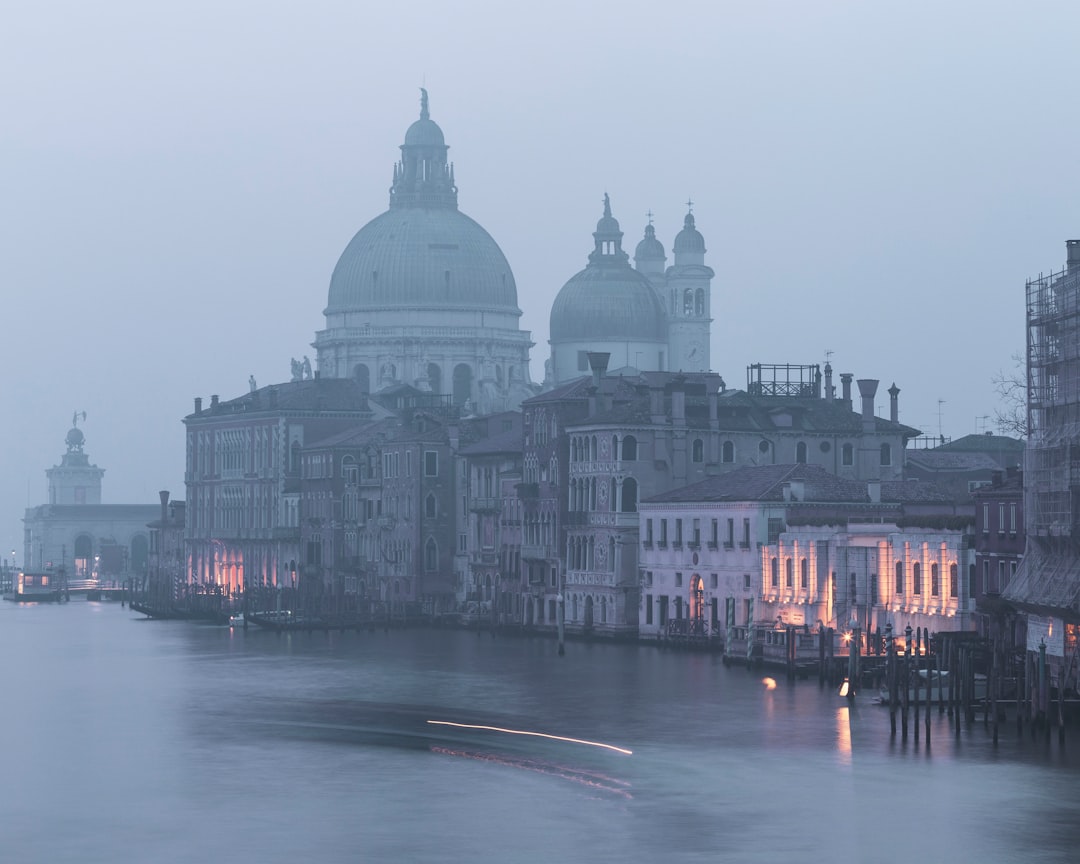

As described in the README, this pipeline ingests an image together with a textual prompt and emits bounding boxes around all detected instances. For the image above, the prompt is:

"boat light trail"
[426,720,632,755]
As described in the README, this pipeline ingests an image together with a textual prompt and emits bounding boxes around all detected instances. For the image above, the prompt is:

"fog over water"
[3,600,1079,863]
[2,2,1078,549]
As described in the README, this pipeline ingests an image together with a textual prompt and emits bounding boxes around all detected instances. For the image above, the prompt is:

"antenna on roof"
[937,399,946,438]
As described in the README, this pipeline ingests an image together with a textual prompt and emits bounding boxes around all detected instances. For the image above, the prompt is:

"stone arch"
[621,477,638,513]
[354,363,370,393]
[427,362,442,395]
[453,363,472,407]
[584,595,594,630]
[622,435,637,461]
[695,288,705,316]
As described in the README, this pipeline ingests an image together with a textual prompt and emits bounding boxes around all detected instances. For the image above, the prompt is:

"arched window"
[290,441,301,473]
[931,563,940,596]
[425,538,438,571]
[591,435,597,461]
[785,558,793,588]
[611,435,619,461]
[880,443,892,466]
[951,564,959,598]
[912,561,922,595]
[722,441,734,463]
[684,288,694,316]
[800,558,808,589]
[452,363,472,407]
[895,561,904,594]
[771,558,779,587]
[427,362,441,395]
[796,442,807,464]
[621,477,638,513]
[425,494,437,519]
[622,435,637,461]
[692,438,704,462]
[695,288,705,316]
[354,364,370,393]
[842,443,853,467]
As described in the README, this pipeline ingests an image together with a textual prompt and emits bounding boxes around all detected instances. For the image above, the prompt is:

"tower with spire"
[47,413,104,505]
[664,205,714,373]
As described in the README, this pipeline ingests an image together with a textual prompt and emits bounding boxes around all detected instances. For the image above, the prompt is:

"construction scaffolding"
[1006,240,1080,618]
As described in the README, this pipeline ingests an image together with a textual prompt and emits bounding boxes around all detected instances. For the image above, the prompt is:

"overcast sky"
[1,1,1076,559]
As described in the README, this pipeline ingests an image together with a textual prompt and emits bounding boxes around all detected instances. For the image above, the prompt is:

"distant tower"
[665,206,714,372]
[46,415,104,506]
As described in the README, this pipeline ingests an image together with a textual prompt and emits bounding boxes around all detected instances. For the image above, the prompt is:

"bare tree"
[992,352,1028,439]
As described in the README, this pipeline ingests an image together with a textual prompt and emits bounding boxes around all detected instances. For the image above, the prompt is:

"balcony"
[469,497,502,513]
[521,544,555,560]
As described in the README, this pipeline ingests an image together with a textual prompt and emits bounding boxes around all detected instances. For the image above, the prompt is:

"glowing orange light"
[838,678,850,697]
[426,720,632,755]
[762,677,777,690]
[841,631,853,644]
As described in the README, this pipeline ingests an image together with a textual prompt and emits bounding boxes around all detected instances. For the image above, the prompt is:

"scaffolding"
[1007,241,1080,617]
[746,363,822,398]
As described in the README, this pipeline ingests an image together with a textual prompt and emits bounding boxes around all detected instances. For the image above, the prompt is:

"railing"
[469,497,502,513]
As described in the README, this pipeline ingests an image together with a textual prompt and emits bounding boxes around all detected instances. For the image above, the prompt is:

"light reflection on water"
[2,600,1079,863]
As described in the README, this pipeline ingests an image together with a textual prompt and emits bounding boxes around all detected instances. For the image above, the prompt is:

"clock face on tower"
[684,339,705,366]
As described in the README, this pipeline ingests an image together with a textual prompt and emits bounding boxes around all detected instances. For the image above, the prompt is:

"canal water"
[3,600,1078,863]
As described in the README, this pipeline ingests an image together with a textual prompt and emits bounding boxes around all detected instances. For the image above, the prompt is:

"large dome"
[550,265,667,341]
[326,208,519,312]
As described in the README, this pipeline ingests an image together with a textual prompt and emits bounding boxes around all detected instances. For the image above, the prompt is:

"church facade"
[547,196,713,386]
[313,91,535,414]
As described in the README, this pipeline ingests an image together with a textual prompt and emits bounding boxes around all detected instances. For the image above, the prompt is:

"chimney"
[1068,239,1080,273]
[789,479,804,502]
[159,490,169,526]
[210,394,219,410]
[824,363,834,403]
[587,351,610,388]
[888,382,900,424]
[868,479,881,503]
[840,373,853,409]
[194,397,202,414]
[856,379,878,432]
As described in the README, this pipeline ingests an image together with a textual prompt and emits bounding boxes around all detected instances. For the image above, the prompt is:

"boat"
[2,572,63,603]
[228,612,246,627]
[876,668,987,705]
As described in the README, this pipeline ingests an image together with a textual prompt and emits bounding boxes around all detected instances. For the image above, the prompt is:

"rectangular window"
[710,519,719,547]
[998,504,1005,536]
[659,519,668,546]
[645,519,654,545]
[424,451,438,477]
[675,572,683,588]
[983,560,989,594]
[785,558,793,588]
[646,595,653,625]
[998,560,1006,593]
[674,519,683,546]
[742,518,751,548]
[982,504,990,534]
[1010,503,1017,533]
[691,519,700,547]
[950,564,958,598]
[771,558,779,588]
[744,573,751,589]
[800,559,808,589]
[645,570,653,587]
[767,517,783,544]
[406,451,412,477]
[710,573,718,589]
[725,518,734,548]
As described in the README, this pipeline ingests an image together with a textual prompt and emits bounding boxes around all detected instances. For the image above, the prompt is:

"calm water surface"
[2,600,1077,863]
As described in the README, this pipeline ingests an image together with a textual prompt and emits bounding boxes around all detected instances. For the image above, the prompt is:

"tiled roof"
[935,433,1024,455]
[904,450,1002,472]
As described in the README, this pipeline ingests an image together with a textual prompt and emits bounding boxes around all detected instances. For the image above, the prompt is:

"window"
[744,573,751,589]
[424,538,438,571]
[785,558,793,588]
[675,572,683,588]
[692,439,704,462]
[983,560,989,594]
[710,573,718,589]
[722,441,734,463]
[742,518,751,548]
[645,519,654,546]
[692,519,701,547]
[895,561,904,594]
[725,518,734,548]
[982,503,990,533]
[931,563,940,596]
[646,595,653,625]
[800,558,808,589]
[842,443,853,467]
[710,518,719,548]
[771,558,779,588]
[880,443,892,466]
[659,519,668,547]
[425,494,437,518]
[998,504,1006,536]
[405,451,412,477]
[998,560,1006,594]
[622,436,637,461]
[424,451,438,477]
[621,477,638,512]
[674,519,683,546]
[1010,503,1017,534]
[767,517,783,544]
[796,442,807,464]
[913,561,921,595]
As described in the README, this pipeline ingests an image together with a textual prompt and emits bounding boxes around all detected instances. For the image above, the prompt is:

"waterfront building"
[146,491,186,604]
[520,357,919,639]
[1004,239,1080,690]
[971,468,1025,651]
[905,432,1024,505]
[23,417,157,583]
[456,413,523,622]
[183,378,389,595]
[547,197,713,385]
[639,463,977,646]
[313,90,535,413]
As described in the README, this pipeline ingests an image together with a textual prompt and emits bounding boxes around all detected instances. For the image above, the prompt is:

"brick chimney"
[857,379,878,432]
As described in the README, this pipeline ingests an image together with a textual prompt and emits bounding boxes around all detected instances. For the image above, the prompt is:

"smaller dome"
[66,427,85,449]
[635,224,665,260]
[674,212,705,254]
[404,118,445,148]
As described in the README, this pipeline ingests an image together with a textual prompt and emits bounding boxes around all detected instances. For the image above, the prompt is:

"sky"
[1,0,1077,560]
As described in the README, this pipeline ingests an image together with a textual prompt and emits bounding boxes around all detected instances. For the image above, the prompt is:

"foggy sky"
[2,0,1076,559]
